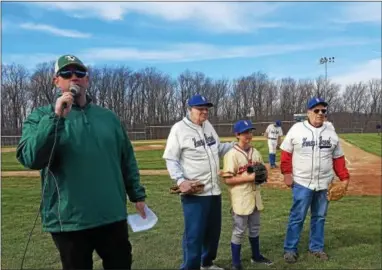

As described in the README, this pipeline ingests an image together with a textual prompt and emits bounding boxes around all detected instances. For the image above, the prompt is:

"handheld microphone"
[63,84,81,109]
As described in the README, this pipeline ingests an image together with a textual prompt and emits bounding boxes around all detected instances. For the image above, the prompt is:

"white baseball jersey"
[280,120,344,191]
[266,124,283,154]
[163,117,223,196]
[325,121,335,131]
[265,124,283,139]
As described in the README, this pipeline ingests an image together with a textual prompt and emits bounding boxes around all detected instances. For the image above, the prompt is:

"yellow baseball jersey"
[221,144,264,215]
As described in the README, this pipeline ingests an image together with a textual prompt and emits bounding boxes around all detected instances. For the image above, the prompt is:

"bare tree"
[28,61,56,110]
[210,78,229,121]
[177,70,195,115]
[1,59,381,135]
[231,76,252,119]
[1,64,30,132]
[367,79,382,114]
[279,77,298,117]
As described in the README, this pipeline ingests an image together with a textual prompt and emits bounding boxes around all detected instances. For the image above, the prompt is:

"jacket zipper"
[81,109,89,125]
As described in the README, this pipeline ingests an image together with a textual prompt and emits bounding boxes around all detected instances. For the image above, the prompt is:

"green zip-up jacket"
[16,94,146,233]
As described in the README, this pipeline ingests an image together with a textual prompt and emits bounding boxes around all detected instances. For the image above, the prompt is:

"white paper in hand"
[127,205,158,232]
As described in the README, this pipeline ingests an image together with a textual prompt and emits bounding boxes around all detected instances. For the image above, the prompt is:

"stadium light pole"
[319,56,335,94]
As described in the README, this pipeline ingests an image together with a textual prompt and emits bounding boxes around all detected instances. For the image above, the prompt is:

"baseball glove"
[247,163,268,185]
[327,181,347,201]
[276,144,281,150]
[169,181,205,194]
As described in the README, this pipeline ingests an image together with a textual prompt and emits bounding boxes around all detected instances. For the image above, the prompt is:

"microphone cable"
[19,108,64,270]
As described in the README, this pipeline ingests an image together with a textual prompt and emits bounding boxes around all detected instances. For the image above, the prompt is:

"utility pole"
[319,56,335,97]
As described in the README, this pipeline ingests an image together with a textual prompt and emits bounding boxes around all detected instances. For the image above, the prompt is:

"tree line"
[1,61,381,134]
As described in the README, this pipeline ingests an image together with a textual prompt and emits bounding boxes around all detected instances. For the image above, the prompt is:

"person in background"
[264,120,283,168]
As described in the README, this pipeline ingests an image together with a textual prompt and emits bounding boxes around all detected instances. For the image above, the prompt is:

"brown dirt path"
[265,138,381,196]
[336,138,381,195]
[1,147,16,153]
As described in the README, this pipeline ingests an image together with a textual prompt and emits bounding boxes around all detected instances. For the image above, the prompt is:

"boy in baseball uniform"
[221,120,273,270]
[264,120,283,168]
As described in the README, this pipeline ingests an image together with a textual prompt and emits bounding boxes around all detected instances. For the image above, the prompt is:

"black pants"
[51,220,132,270]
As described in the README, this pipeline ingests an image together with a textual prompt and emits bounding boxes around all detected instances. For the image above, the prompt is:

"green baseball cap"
[54,54,87,74]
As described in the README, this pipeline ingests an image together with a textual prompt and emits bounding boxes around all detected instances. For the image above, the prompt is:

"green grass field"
[2,176,381,270]
[340,133,381,157]
[1,140,279,171]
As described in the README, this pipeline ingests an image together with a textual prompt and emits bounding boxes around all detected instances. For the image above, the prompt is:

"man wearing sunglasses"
[279,97,350,264]
[16,55,147,270]
[52,55,89,116]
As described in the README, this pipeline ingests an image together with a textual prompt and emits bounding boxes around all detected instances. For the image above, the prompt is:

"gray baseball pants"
[231,209,260,245]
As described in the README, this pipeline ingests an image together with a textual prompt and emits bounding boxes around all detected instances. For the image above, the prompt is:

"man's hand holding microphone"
[55,91,74,118]
[54,84,80,118]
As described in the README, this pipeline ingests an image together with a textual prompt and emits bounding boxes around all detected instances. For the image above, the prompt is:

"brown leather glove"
[327,181,348,201]
[169,182,205,194]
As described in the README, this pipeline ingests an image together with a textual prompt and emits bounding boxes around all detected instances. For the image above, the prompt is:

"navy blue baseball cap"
[188,94,213,107]
[275,120,281,127]
[234,120,255,133]
[307,97,328,109]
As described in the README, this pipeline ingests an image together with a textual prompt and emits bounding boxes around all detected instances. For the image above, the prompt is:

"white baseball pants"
[267,139,278,154]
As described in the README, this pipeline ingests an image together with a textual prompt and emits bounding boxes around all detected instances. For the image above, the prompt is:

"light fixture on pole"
[319,57,335,93]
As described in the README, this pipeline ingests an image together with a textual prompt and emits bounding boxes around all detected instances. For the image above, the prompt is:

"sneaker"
[308,250,329,261]
[231,264,243,270]
[283,251,298,263]
[201,265,224,270]
[251,255,274,266]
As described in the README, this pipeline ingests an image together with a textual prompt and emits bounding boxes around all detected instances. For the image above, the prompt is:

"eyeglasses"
[57,70,87,79]
[313,109,327,114]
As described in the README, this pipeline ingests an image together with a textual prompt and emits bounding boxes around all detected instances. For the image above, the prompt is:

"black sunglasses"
[57,70,87,79]
[313,109,327,114]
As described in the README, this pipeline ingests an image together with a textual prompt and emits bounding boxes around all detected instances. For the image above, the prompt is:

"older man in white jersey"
[163,94,234,270]
[279,97,350,263]
[264,120,283,168]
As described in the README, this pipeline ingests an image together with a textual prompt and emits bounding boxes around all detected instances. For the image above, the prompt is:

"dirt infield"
[2,138,380,196]
[1,147,16,153]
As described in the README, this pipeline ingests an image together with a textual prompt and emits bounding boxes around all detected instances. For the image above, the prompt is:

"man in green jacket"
[16,54,147,270]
